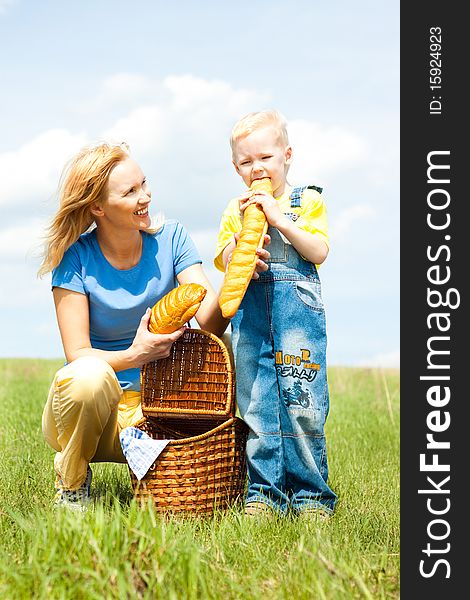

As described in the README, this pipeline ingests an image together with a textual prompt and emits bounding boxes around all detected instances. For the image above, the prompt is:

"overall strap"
[289,185,323,208]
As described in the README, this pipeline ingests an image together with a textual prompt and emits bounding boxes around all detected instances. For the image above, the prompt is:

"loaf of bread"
[149,283,207,333]
[218,177,272,319]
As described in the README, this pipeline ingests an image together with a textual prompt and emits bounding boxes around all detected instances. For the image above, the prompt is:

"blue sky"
[0,0,399,366]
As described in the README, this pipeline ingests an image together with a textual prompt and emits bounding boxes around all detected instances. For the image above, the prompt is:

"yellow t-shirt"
[213,186,329,272]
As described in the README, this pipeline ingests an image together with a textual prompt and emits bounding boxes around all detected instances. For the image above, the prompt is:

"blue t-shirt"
[51,220,202,391]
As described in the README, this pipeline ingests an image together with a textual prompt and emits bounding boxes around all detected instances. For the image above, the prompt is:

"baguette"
[148,283,207,334]
[218,177,272,318]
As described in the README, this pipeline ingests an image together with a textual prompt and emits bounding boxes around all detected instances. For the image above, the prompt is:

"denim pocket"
[295,280,324,311]
[266,244,288,263]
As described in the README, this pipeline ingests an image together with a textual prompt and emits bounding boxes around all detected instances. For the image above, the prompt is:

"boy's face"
[232,126,292,196]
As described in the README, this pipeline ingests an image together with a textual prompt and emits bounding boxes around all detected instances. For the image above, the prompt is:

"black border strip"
[400,3,466,596]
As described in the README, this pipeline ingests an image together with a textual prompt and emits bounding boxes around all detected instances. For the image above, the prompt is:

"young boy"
[214,110,337,517]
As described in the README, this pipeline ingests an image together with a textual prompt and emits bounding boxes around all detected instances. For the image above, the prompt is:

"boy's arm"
[221,232,271,279]
[215,193,272,275]
[221,235,237,269]
[214,191,256,271]
[247,189,329,265]
[276,220,329,264]
[214,199,241,272]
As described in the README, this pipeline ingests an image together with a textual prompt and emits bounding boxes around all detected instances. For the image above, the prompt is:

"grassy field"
[0,359,399,599]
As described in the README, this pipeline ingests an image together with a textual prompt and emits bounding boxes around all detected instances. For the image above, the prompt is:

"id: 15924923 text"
[429,26,443,115]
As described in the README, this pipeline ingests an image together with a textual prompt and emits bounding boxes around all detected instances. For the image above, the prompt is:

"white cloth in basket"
[119,426,170,480]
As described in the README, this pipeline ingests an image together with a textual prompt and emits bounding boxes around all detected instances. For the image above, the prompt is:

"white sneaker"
[54,467,92,512]
[244,501,273,517]
[297,507,331,522]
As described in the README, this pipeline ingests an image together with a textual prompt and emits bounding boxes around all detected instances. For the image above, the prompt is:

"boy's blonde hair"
[230,110,289,157]
[38,141,159,277]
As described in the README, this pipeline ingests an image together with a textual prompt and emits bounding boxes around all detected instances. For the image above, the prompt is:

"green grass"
[0,359,399,599]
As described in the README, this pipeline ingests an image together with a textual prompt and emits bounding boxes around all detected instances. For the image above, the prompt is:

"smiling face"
[232,126,292,196]
[92,157,152,232]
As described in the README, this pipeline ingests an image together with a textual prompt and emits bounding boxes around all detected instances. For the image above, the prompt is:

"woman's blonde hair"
[38,142,158,277]
[230,109,289,158]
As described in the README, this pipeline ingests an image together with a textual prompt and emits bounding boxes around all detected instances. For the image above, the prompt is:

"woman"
[38,141,267,510]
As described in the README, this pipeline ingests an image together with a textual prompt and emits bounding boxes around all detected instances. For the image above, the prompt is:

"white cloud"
[102,74,269,154]
[164,75,268,118]
[288,119,368,183]
[0,75,370,222]
[0,74,376,359]
[102,105,167,154]
[0,129,88,207]
[98,75,371,233]
[0,218,45,260]
[78,73,163,113]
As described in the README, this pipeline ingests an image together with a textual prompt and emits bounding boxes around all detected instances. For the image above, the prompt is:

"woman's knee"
[55,356,121,408]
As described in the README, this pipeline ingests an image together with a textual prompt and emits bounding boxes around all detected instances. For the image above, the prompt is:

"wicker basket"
[141,328,235,419]
[129,416,248,514]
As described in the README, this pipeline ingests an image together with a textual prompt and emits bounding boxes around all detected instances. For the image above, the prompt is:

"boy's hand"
[228,232,271,280]
[238,193,254,214]
[237,190,256,215]
[253,233,271,279]
[247,191,287,229]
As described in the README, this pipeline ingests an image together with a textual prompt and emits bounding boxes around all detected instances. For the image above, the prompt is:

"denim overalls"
[231,186,338,514]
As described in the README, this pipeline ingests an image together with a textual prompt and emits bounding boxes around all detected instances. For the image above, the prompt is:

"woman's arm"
[53,287,184,370]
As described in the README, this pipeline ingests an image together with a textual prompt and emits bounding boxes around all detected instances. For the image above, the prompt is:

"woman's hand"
[53,287,185,371]
[130,308,185,368]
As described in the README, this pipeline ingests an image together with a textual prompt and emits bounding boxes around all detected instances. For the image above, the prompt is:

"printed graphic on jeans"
[275,348,320,408]
[282,379,312,408]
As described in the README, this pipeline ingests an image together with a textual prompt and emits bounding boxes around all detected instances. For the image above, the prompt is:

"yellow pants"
[42,356,143,490]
